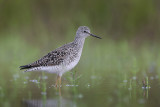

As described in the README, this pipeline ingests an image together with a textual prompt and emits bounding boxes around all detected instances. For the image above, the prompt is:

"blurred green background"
[0,0,160,107]
[0,0,159,41]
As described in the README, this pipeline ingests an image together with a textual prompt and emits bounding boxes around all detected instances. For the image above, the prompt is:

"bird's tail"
[19,65,31,70]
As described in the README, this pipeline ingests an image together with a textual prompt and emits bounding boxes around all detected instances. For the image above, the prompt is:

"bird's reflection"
[56,85,62,96]
[23,86,80,107]
[23,98,73,107]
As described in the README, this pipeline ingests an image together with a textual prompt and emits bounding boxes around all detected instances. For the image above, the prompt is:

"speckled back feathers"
[20,42,80,70]
[20,26,92,73]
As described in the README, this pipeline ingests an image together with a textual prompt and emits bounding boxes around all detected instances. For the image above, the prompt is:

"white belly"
[26,55,81,76]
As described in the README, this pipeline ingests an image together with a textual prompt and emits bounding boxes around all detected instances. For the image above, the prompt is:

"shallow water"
[0,68,160,107]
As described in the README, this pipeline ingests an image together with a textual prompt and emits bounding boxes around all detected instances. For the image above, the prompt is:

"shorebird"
[20,26,101,87]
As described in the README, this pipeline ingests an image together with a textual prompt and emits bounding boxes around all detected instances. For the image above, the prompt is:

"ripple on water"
[138,98,145,104]
[30,80,40,84]
[66,84,79,87]
[40,76,48,80]
[123,80,128,83]
[128,88,132,90]
[142,86,151,89]
[23,81,28,84]
[77,94,83,98]
[150,76,154,80]
[155,75,159,79]
[25,76,29,79]
[87,84,91,87]
[13,74,20,80]
[90,75,97,79]
[132,76,137,80]
[41,92,47,95]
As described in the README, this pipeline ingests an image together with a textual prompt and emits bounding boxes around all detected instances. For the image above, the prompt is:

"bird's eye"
[84,31,87,33]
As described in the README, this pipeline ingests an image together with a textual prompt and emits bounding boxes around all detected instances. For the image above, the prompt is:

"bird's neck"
[73,36,86,48]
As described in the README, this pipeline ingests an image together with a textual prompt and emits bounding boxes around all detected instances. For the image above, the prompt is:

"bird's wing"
[20,46,70,70]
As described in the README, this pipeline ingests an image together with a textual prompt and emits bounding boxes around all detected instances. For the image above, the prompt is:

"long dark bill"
[86,32,102,39]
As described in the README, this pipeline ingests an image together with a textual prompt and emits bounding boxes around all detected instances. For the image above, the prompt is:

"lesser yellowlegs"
[20,26,101,87]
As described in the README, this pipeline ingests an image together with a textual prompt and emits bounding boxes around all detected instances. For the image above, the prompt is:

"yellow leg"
[55,76,59,87]
[55,75,62,87]
[59,76,61,87]
[58,76,62,96]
